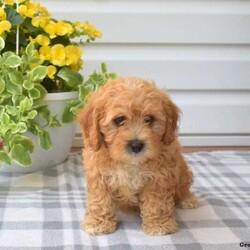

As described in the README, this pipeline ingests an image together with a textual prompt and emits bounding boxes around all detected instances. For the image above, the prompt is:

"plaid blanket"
[0,151,249,249]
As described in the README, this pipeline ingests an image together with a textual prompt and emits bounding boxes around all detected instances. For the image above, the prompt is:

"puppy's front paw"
[142,219,179,236]
[82,216,117,235]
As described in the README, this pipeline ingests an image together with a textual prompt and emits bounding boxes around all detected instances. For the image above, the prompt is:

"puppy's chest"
[103,166,152,202]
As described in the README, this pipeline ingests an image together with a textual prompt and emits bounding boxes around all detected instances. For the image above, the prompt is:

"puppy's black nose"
[128,139,144,153]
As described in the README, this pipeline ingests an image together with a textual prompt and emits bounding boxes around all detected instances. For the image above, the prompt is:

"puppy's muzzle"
[128,139,144,154]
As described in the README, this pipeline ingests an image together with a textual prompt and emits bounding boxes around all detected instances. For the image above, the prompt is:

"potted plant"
[0,0,116,172]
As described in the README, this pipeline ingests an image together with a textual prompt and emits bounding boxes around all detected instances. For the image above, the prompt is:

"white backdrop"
[40,0,250,146]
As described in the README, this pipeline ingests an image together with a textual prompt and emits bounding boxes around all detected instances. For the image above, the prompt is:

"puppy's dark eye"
[145,115,154,125]
[113,116,126,126]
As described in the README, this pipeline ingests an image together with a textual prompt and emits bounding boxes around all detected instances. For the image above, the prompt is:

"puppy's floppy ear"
[162,94,180,145]
[77,103,102,151]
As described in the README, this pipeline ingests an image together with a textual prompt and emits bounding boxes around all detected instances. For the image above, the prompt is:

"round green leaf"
[23,79,34,90]
[25,43,35,58]
[0,79,6,94]
[6,105,18,116]
[4,55,21,68]
[19,97,33,113]
[57,67,83,89]
[28,88,40,99]
[6,80,22,94]
[8,71,24,85]
[0,37,5,51]
[38,130,52,150]
[0,151,11,165]
[26,110,37,120]
[16,122,28,133]
[10,144,31,166]
[10,135,34,153]
[29,66,47,81]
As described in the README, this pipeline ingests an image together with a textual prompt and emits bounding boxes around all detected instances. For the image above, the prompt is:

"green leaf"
[26,110,37,120]
[6,105,18,116]
[0,79,5,94]
[79,85,89,102]
[25,43,35,58]
[62,105,74,123]
[1,113,10,126]
[10,135,34,153]
[10,144,31,166]
[108,73,117,79]
[19,97,33,113]
[62,100,81,123]
[36,105,50,121]
[57,67,83,89]
[38,130,52,150]
[28,88,40,99]
[4,55,21,68]
[0,36,5,51]
[0,151,11,165]
[34,84,47,101]
[29,66,47,81]
[16,122,27,133]
[6,80,22,94]
[12,95,23,106]
[8,71,24,85]
[6,6,23,25]
[23,79,34,90]
[101,63,107,74]
[49,115,61,127]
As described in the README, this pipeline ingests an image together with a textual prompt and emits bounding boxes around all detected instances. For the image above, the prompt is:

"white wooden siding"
[41,0,250,146]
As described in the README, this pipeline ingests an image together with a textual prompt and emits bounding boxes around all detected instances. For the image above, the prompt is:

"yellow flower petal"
[0,7,7,20]
[39,45,51,61]
[65,45,82,66]
[35,34,50,46]
[50,44,66,66]
[31,18,40,27]
[83,21,102,39]
[47,65,57,79]
[5,0,14,6]
[55,21,73,36]
[19,5,27,17]
[0,20,12,33]
[45,22,56,39]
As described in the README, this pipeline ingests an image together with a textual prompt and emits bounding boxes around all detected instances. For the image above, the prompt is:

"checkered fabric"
[0,151,249,250]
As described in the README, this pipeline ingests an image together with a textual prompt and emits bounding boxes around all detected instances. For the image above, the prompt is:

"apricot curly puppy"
[78,77,199,236]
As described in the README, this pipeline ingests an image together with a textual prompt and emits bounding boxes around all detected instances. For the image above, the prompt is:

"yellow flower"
[83,21,102,39]
[47,65,57,79]
[31,17,40,27]
[50,44,66,66]
[55,21,73,36]
[19,2,50,19]
[65,45,82,66]
[39,45,51,61]
[32,17,49,28]
[5,0,25,5]
[0,20,12,35]
[35,34,50,46]
[4,0,14,6]
[44,21,56,38]
[18,5,28,17]
[0,7,6,20]
[71,59,83,71]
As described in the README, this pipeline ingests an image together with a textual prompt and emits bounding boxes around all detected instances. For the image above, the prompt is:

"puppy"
[77,77,199,236]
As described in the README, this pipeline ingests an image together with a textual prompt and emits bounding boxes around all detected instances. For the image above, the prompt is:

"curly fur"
[77,77,199,236]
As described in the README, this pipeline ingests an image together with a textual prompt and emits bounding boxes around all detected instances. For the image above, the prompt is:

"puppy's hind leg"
[178,191,199,209]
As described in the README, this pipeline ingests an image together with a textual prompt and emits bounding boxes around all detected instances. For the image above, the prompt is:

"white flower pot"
[0,91,78,174]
